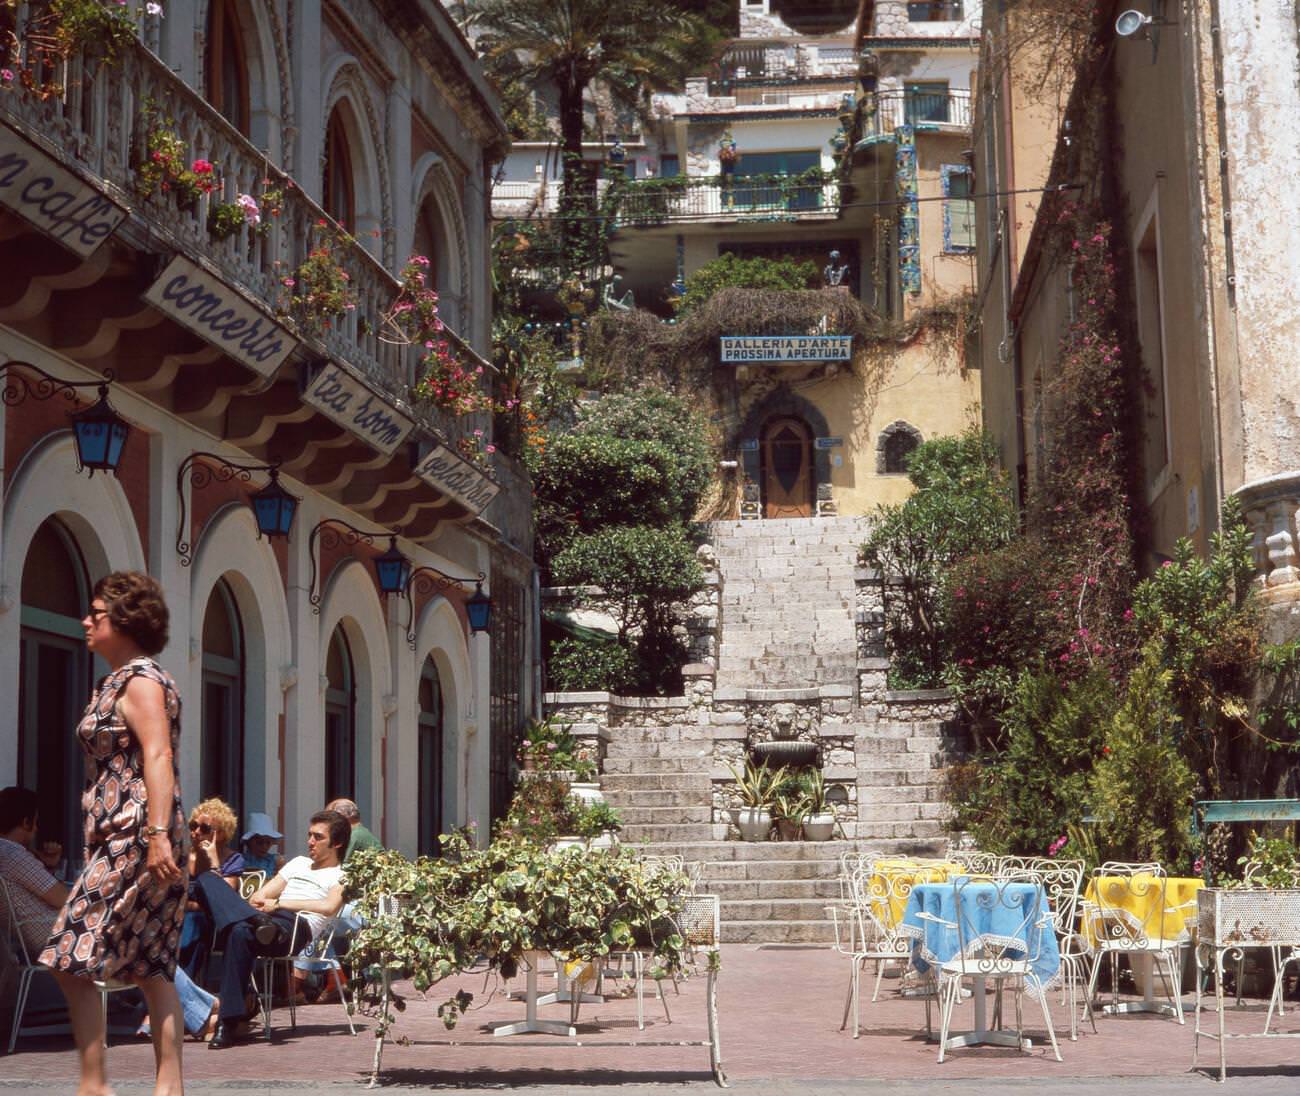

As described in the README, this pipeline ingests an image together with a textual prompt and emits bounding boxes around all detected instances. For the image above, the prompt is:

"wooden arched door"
[762,416,813,518]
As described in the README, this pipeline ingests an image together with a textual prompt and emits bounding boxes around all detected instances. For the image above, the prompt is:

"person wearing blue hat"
[240,812,284,878]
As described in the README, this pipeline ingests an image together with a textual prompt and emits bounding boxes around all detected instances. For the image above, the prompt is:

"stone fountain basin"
[750,740,818,766]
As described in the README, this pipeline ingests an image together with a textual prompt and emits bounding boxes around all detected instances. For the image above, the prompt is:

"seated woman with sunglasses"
[179,798,245,983]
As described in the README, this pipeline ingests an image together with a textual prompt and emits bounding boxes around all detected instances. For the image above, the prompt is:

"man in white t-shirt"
[209,810,347,1049]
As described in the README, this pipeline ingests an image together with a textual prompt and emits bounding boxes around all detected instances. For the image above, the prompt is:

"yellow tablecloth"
[865,859,966,927]
[1083,875,1203,945]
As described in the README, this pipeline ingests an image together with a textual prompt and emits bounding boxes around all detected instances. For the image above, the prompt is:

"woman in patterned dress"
[39,572,187,1096]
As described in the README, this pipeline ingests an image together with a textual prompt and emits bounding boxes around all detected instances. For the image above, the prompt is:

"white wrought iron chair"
[1084,862,1193,1024]
[830,866,919,1038]
[1,877,135,1052]
[925,875,1062,1063]
[1002,859,1096,1040]
[250,910,356,1039]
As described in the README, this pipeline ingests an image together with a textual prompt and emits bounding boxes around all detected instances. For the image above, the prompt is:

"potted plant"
[772,784,810,842]
[727,760,785,842]
[575,800,622,849]
[800,769,837,841]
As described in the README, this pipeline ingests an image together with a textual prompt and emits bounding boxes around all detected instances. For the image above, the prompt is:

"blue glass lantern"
[250,469,299,540]
[465,581,492,634]
[69,385,130,476]
[374,536,412,596]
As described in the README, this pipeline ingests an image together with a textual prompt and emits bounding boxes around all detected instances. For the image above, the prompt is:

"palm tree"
[458,0,720,270]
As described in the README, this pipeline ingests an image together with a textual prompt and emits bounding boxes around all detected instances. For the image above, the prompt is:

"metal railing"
[864,89,972,134]
[613,174,840,225]
[0,36,491,448]
[706,43,859,96]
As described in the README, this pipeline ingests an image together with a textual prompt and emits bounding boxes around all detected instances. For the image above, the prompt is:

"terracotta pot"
[775,818,802,842]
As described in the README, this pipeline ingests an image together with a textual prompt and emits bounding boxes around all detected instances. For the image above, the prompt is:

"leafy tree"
[551,524,703,694]
[861,428,1017,687]
[459,0,720,270]
[675,252,819,315]
[946,666,1114,855]
[530,389,712,566]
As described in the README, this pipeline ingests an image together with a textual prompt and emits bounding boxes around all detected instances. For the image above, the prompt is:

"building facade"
[492,0,982,521]
[0,0,536,861]
[970,0,1300,634]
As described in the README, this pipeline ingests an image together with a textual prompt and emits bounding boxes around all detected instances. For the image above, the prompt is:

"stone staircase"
[711,516,868,690]
[591,516,951,944]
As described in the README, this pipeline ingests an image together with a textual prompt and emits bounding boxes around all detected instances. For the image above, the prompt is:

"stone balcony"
[0,36,490,446]
[0,35,500,534]
[1236,472,1300,605]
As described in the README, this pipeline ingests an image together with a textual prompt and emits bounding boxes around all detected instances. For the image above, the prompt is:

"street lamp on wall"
[403,565,490,649]
[1,361,131,476]
[176,452,301,566]
[308,519,409,613]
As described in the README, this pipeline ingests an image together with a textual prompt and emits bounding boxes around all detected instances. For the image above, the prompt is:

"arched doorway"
[17,518,92,865]
[417,656,444,856]
[324,626,356,802]
[761,416,814,518]
[200,578,244,821]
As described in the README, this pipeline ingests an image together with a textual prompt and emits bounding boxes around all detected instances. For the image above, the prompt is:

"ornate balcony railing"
[612,173,841,226]
[706,42,858,96]
[862,89,973,135]
[0,37,491,449]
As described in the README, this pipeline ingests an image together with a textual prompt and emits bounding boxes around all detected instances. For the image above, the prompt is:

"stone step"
[600,788,712,808]
[602,757,713,774]
[604,726,710,743]
[710,878,843,901]
[604,740,715,760]
[720,919,835,944]
[617,822,716,842]
[633,838,942,865]
[614,805,713,825]
[599,773,712,792]
[719,897,837,922]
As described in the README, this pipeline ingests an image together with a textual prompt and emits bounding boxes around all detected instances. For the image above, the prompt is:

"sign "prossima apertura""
[720,335,853,364]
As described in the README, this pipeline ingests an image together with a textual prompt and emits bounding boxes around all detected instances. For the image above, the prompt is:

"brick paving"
[3,945,1300,1092]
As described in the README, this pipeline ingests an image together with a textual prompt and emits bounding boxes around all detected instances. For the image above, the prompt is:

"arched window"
[417,656,444,856]
[878,422,922,474]
[323,107,356,232]
[411,197,442,294]
[205,0,250,135]
[201,578,244,820]
[325,626,356,801]
[18,518,91,869]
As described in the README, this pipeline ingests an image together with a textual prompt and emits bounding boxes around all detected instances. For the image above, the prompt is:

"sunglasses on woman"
[188,822,212,834]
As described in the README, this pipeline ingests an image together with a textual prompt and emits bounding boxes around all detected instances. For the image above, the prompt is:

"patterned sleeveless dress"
[39,656,187,981]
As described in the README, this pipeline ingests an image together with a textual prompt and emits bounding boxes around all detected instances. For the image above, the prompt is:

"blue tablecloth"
[899,880,1061,997]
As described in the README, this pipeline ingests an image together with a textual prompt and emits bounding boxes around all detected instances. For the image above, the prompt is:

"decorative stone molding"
[279,665,298,693]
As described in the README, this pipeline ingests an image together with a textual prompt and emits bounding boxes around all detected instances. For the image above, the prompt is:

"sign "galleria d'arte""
[720,335,853,364]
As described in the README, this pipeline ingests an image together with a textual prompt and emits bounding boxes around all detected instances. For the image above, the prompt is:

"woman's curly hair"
[189,798,238,847]
[93,571,169,655]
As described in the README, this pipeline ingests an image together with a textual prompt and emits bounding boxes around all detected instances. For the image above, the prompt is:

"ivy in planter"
[342,833,685,1033]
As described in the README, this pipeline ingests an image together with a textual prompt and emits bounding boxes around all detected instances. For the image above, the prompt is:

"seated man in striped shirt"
[0,786,68,962]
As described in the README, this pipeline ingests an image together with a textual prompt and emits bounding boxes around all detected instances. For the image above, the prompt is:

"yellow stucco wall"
[729,336,980,517]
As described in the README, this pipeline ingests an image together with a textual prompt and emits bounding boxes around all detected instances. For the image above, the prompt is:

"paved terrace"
[2,946,1299,1092]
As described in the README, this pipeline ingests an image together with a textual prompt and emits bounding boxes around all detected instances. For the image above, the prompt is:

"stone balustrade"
[1236,473,1300,596]
[0,37,489,450]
